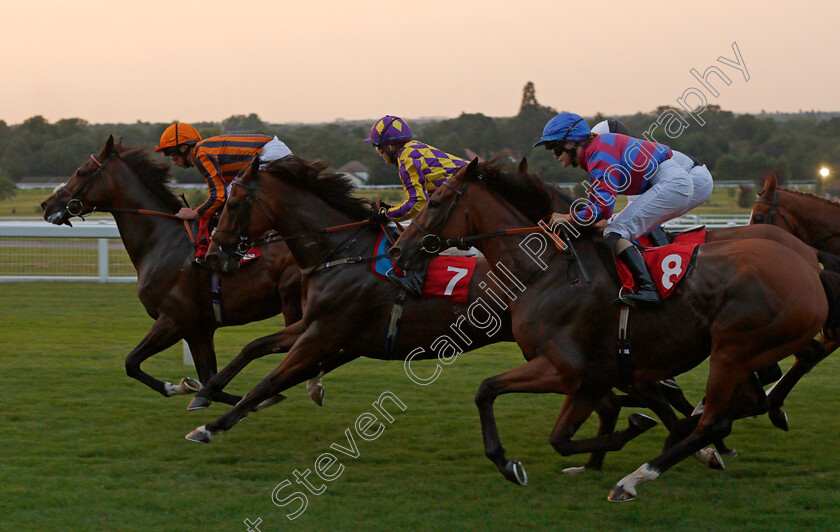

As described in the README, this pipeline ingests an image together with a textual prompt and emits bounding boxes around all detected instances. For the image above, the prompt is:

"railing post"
[98,238,109,283]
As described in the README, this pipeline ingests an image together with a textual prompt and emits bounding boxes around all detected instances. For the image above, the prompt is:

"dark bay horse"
[389,159,840,501]
[186,156,684,472]
[40,136,303,405]
[751,173,840,428]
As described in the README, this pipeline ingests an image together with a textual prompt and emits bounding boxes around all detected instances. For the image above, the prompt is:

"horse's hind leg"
[608,362,766,502]
[187,320,306,411]
[767,338,831,430]
[124,315,185,397]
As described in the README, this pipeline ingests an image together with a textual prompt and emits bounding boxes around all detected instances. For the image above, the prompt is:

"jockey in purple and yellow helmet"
[365,115,468,222]
[156,122,292,267]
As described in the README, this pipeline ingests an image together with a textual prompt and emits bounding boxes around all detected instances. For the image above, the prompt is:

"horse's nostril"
[389,246,401,258]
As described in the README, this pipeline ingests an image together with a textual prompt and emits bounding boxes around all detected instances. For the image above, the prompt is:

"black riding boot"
[617,246,661,307]
[646,226,670,247]
[387,261,428,297]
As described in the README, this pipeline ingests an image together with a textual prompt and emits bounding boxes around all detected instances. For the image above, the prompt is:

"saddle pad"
[617,228,705,300]
[371,231,477,302]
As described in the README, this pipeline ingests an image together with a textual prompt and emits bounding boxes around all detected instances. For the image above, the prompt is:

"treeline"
[1,101,839,193]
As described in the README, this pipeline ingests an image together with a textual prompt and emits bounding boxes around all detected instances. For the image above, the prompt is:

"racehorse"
[185,156,698,472]
[389,159,840,501]
[40,136,303,405]
[751,173,840,428]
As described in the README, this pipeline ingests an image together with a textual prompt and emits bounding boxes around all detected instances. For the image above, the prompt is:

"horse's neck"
[783,192,839,243]
[108,185,188,271]
[274,196,372,269]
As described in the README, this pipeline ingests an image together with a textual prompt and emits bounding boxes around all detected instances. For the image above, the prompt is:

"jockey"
[364,115,469,294]
[155,123,292,267]
[539,112,696,307]
[590,119,714,246]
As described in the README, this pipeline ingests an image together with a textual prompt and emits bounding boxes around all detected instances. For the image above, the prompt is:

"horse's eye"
[429,200,440,209]
[753,215,763,223]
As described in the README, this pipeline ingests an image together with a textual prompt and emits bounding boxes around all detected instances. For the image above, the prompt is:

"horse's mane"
[114,144,182,212]
[262,157,370,221]
[468,161,567,223]
[778,186,840,209]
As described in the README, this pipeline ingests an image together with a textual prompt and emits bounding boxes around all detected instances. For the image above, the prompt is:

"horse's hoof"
[629,413,658,432]
[608,484,636,502]
[185,425,212,443]
[562,466,587,475]
[769,408,789,431]
[254,393,288,411]
[503,460,528,486]
[187,396,212,411]
[181,377,202,393]
[313,386,325,407]
[695,448,725,470]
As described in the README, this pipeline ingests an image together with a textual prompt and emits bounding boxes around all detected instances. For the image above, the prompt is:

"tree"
[0,170,15,200]
[222,113,266,133]
[520,81,537,110]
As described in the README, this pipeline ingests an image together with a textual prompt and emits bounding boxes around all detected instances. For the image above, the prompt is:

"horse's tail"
[817,250,840,274]
[819,269,840,342]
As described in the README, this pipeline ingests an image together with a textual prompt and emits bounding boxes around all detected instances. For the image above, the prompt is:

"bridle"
[410,180,471,254]
[56,153,117,218]
[752,189,840,246]
[211,169,276,255]
[209,165,378,264]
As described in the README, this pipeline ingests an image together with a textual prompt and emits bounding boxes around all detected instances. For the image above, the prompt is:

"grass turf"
[1,282,839,530]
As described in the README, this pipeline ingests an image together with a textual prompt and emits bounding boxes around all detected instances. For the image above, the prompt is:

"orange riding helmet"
[155,123,202,152]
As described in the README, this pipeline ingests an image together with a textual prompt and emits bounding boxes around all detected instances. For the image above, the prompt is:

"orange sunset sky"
[2,0,837,125]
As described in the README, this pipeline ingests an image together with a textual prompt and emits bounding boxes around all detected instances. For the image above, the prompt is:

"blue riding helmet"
[534,112,591,147]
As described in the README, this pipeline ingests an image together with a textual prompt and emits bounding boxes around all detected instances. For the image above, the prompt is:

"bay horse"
[185,156,702,473]
[751,173,840,428]
[40,136,303,405]
[389,159,840,501]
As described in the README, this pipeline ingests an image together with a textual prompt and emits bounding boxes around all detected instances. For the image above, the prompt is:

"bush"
[737,185,754,208]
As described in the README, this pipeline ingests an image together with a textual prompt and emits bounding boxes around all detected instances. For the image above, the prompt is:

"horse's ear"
[248,155,261,177]
[100,135,115,159]
[516,157,529,177]
[767,173,778,189]
[464,157,480,180]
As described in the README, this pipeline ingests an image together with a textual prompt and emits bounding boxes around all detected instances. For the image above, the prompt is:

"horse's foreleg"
[125,316,184,397]
[550,391,658,474]
[475,357,570,486]
[187,320,306,410]
[186,330,347,443]
[767,338,831,430]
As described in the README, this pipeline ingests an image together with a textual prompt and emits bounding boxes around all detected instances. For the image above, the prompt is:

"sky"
[1,0,838,126]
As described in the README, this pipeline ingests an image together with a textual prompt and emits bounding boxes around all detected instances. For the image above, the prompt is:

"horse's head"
[41,135,119,226]
[206,156,276,272]
[750,173,781,226]
[389,158,480,271]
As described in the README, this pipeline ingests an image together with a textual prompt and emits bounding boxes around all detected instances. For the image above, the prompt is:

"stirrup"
[193,256,212,270]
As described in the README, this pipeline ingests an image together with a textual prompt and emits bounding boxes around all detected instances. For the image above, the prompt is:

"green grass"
[1,283,839,530]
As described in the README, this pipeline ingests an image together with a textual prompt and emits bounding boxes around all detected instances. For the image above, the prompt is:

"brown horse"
[389,159,840,501]
[185,156,692,472]
[751,173,840,428]
[40,136,302,405]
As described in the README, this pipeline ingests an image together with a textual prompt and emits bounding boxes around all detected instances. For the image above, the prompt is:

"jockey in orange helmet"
[156,123,292,267]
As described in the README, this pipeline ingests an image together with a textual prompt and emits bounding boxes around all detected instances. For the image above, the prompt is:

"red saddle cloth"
[421,256,477,303]
[617,228,706,300]
[238,246,262,267]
